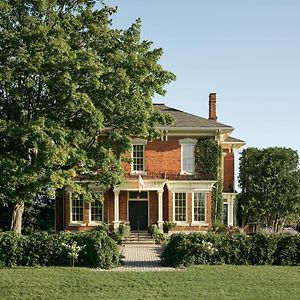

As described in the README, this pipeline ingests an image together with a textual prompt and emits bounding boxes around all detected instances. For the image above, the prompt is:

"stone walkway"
[95,244,176,272]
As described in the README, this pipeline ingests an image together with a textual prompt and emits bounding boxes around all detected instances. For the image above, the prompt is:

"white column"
[157,191,163,231]
[227,197,234,226]
[113,191,120,231]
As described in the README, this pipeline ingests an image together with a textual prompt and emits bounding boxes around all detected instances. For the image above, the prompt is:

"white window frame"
[131,138,147,175]
[70,193,85,225]
[192,192,208,225]
[173,192,188,225]
[88,198,104,226]
[179,138,196,175]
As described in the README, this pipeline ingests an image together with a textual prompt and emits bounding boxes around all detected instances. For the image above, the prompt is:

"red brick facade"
[55,136,235,232]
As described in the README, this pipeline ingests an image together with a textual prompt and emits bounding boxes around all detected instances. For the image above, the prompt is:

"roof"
[223,136,245,144]
[154,104,232,129]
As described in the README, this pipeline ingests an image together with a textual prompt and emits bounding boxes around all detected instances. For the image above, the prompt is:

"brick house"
[55,93,245,232]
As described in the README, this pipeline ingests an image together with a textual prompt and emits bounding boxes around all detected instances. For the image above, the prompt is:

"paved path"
[95,244,176,272]
[114,244,176,272]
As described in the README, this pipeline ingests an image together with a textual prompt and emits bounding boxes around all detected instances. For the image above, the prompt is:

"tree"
[238,147,300,232]
[0,0,175,233]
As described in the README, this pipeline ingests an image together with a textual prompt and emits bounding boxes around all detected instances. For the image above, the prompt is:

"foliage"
[195,137,221,179]
[161,232,300,267]
[62,241,84,267]
[163,221,176,233]
[0,0,175,232]
[0,229,121,268]
[148,224,167,244]
[194,137,223,223]
[239,147,300,232]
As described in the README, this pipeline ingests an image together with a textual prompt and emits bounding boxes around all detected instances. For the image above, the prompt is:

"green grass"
[0,265,299,300]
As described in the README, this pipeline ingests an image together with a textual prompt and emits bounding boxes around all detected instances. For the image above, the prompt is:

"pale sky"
[102,0,300,180]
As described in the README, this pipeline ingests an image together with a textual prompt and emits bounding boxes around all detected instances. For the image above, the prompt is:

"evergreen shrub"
[161,232,300,267]
[0,229,121,268]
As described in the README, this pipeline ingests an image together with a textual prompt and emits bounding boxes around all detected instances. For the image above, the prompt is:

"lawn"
[0,265,299,300]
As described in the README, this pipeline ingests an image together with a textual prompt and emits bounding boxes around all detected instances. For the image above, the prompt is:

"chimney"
[209,92,217,121]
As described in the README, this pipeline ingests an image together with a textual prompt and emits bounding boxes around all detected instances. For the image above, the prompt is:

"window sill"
[68,223,86,227]
[180,172,195,176]
[130,171,147,176]
[175,222,189,226]
[191,222,208,227]
[87,222,103,226]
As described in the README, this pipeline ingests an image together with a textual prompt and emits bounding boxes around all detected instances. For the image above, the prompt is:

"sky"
[101,0,300,179]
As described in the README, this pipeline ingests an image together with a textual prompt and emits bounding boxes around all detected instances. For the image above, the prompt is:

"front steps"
[122,231,155,245]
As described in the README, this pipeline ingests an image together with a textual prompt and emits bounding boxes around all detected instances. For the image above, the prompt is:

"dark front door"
[129,201,148,230]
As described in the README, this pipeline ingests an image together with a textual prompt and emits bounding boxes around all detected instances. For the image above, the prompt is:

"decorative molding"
[179,138,197,145]
[167,180,216,192]
[114,179,167,192]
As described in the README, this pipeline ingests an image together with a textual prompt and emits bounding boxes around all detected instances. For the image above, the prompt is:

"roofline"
[158,126,234,131]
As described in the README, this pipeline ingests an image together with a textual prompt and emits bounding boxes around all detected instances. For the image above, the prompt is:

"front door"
[129,201,148,230]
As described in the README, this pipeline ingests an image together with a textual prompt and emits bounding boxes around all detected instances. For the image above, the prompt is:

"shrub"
[161,232,300,267]
[148,224,167,244]
[0,232,22,267]
[0,229,121,269]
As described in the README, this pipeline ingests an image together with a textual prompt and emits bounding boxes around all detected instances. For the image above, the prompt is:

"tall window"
[90,199,103,223]
[132,144,144,172]
[174,192,187,222]
[71,196,84,223]
[180,139,196,174]
[193,193,206,222]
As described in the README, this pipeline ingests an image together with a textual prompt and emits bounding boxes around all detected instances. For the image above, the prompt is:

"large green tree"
[238,147,300,232]
[0,0,175,233]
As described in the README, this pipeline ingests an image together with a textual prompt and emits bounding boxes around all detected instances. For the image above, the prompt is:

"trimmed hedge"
[161,232,300,267]
[0,230,121,269]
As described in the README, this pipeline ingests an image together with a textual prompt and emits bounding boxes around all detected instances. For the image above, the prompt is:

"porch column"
[157,191,163,231]
[227,197,234,227]
[113,191,120,231]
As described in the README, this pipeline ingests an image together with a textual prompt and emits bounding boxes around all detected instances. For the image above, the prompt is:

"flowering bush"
[62,242,85,267]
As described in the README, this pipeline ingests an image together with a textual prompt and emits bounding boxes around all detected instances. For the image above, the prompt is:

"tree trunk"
[10,202,24,234]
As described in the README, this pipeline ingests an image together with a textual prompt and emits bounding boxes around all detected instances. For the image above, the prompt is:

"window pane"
[174,193,186,222]
[193,193,206,222]
[132,144,144,172]
[72,196,84,222]
[91,199,103,222]
[182,144,195,173]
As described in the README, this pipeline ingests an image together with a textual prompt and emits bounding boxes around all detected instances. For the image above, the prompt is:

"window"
[71,196,84,223]
[90,199,103,223]
[193,193,206,222]
[132,144,145,172]
[180,139,196,174]
[174,192,187,222]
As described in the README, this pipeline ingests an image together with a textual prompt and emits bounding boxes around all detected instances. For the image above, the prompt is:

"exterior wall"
[149,191,158,225]
[123,137,182,176]
[223,150,234,192]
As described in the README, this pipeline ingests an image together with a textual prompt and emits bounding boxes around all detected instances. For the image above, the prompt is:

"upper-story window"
[180,138,197,175]
[131,138,147,174]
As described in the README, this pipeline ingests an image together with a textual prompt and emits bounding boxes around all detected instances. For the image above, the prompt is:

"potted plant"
[163,221,177,233]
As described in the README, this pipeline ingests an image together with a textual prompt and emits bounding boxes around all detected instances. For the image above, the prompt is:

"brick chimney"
[209,92,217,121]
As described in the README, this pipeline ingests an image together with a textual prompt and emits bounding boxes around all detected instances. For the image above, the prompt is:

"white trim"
[69,193,85,226]
[114,179,166,192]
[167,180,216,192]
[173,191,188,225]
[192,192,208,225]
[179,138,196,175]
[88,198,104,226]
[131,143,146,174]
